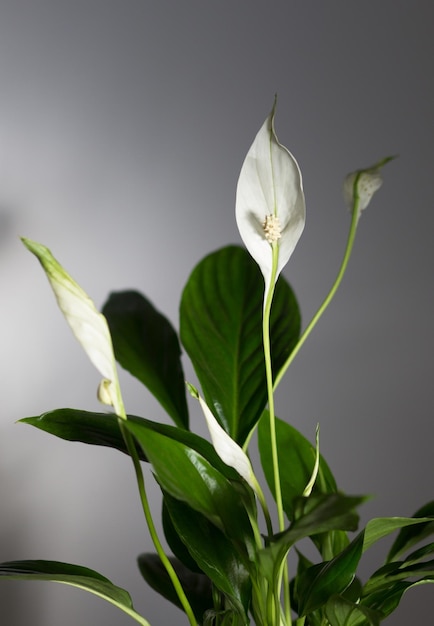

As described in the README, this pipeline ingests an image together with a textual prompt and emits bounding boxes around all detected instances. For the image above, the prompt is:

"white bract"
[343,156,395,220]
[22,238,123,415]
[187,383,258,493]
[235,102,306,297]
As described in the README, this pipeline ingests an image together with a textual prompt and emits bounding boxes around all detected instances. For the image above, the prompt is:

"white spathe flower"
[235,101,306,296]
[187,383,258,493]
[22,238,122,414]
[343,156,395,220]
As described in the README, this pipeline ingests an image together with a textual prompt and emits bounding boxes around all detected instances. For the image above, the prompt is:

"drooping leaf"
[103,290,188,428]
[296,532,365,616]
[163,493,251,621]
[0,560,150,626]
[124,420,255,553]
[137,553,212,624]
[258,413,337,520]
[180,245,300,444]
[20,409,238,480]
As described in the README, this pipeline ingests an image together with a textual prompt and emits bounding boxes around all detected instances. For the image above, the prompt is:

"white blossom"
[235,101,305,296]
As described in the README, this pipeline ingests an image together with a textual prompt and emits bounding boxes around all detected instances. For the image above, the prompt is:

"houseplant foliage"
[1,100,433,626]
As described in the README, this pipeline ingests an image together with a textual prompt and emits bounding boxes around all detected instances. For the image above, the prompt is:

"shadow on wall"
[0,513,43,625]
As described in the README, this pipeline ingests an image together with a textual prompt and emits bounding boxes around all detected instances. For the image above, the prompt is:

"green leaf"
[363,516,434,554]
[258,494,363,586]
[387,501,434,562]
[103,290,188,428]
[162,499,202,573]
[258,413,337,520]
[0,560,150,626]
[21,409,239,480]
[164,494,251,621]
[363,559,434,596]
[137,553,212,624]
[325,594,381,626]
[362,578,434,618]
[124,420,255,552]
[180,245,300,444]
[296,532,365,616]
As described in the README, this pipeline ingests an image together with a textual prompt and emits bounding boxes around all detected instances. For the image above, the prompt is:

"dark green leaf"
[363,559,434,596]
[20,409,239,480]
[387,501,434,562]
[164,494,251,621]
[124,420,255,552]
[325,594,382,626]
[258,494,363,586]
[362,578,434,618]
[363,515,434,554]
[162,499,202,573]
[258,413,337,521]
[0,560,149,625]
[296,532,364,616]
[103,290,188,428]
[180,245,300,444]
[137,553,212,624]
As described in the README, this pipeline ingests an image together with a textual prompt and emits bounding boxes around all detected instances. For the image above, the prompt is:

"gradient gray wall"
[0,2,433,624]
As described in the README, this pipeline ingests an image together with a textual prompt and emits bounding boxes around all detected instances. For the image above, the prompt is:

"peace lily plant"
[1,101,433,626]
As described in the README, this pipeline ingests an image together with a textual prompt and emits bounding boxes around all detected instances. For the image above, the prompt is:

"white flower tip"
[343,155,396,217]
[192,388,258,492]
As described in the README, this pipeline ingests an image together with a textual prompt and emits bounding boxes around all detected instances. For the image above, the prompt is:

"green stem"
[118,419,198,626]
[112,379,197,626]
[263,243,291,624]
[273,190,361,392]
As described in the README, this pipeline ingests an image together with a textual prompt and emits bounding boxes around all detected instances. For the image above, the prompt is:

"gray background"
[0,1,433,624]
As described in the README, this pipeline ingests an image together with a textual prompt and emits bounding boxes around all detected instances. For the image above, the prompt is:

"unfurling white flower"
[343,156,395,220]
[187,383,258,493]
[235,100,306,297]
[22,238,123,415]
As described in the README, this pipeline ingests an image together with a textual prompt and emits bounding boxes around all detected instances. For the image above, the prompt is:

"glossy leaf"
[0,560,150,626]
[363,515,434,554]
[103,290,188,428]
[124,420,254,551]
[296,532,364,616]
[325,594,381,626]
[258,413,337,520]
[180,245,300,444]
[164,494,251,620]
[162,499,202,573]
[20,409,238,480]
[387,501,434,562]
[137,553,212,624]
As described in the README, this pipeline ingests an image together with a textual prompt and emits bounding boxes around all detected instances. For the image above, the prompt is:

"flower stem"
[263,243,291,624]
[273,191,361,392]
[113,383,197,626]
[118,419,198,626]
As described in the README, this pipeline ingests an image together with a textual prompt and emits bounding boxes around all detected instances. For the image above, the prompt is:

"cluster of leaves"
[1,245,433,626]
